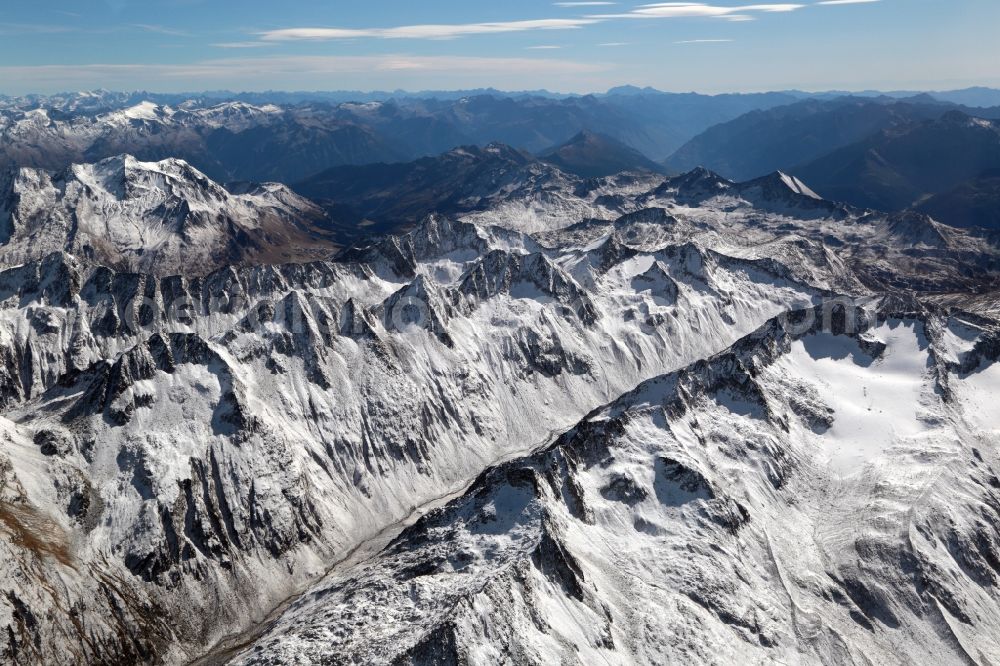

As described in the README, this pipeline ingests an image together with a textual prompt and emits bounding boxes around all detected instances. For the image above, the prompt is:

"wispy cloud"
[133,24,193,37]
[258,19,600,42]
[0,21,202,38]
[250,1,880,47]
[211,42,276,49]
[251,3,822,46]
[590,3,806,20]
[0,22,76,36]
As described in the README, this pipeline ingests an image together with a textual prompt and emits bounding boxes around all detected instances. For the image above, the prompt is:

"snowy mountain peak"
[0,155,335,275]
[774,170,822,199]
[662,166,733,194]
[122,100,162,120]
[732,171,838,212]
[69,154,228,203]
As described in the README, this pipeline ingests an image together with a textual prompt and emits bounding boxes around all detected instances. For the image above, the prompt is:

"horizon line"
[3,83,1000,99]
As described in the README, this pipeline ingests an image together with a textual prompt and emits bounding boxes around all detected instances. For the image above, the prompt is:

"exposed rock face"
[0,165,997,665]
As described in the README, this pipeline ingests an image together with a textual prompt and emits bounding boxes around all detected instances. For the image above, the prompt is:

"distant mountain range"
[794,111,1000,217]
[5,85,1000,111]
[667,97,1000,230]
[0,89,808,185]
[666,96,1000,181]
[5,89,1000,231]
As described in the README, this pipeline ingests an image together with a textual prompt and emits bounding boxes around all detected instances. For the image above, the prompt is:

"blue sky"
[0,1,996,94]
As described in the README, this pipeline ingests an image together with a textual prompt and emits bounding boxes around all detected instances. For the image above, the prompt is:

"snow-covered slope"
[233,303,1000,665]
[0,165,997,665]
[0,215,822,663]
[0,155,336,275]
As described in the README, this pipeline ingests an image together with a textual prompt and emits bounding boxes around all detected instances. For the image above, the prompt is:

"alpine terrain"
[0,113,997,666]
[0,59,996,666]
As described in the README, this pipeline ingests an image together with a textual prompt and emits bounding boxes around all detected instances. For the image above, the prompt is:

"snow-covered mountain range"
[0,90,807,179]
[0,147,997,665]
[7,91,1000,232]
[0,101,402,185]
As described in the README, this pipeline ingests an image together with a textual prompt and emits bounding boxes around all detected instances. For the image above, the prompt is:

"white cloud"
[259,19,600,42]
[590,3,805,19]
[251,2,882,47]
